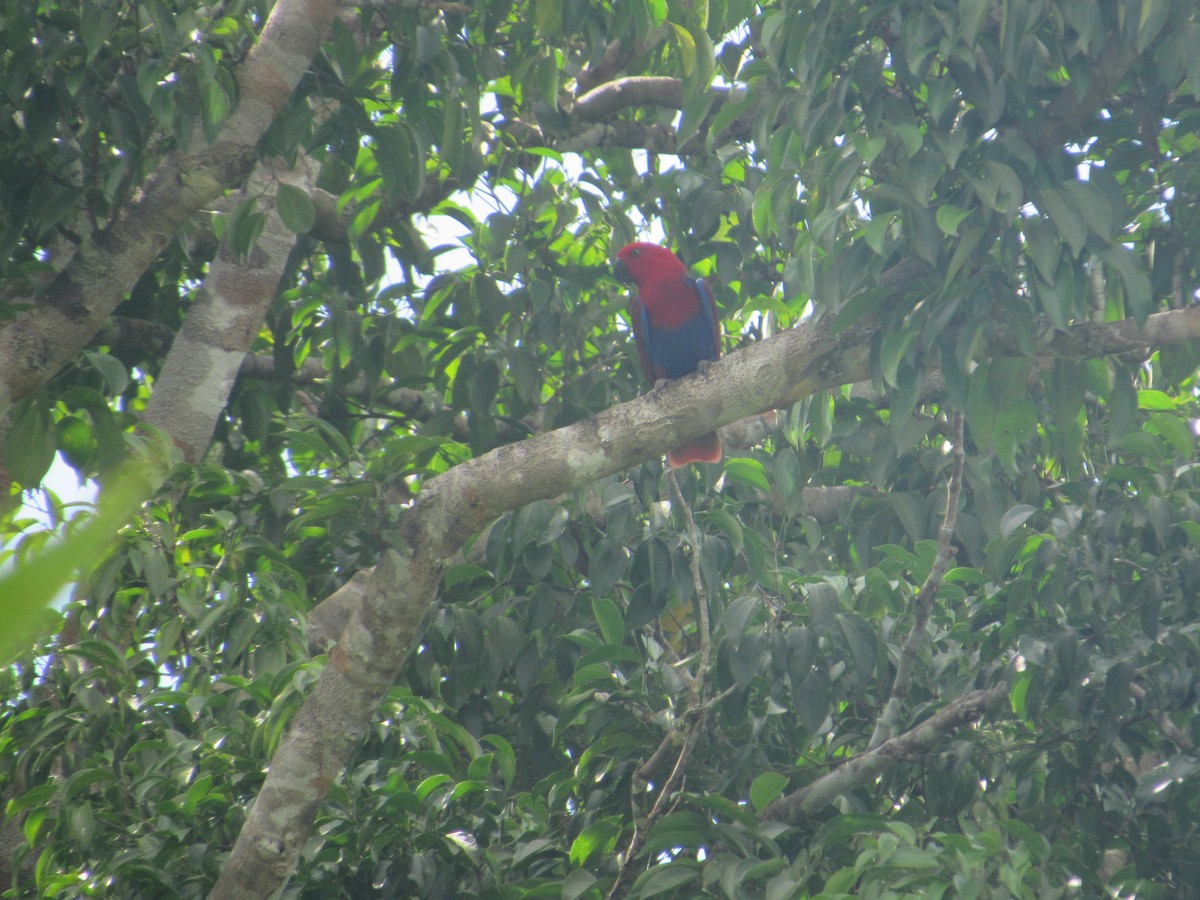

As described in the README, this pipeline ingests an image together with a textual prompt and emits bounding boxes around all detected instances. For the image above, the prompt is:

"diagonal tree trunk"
[0,0,338,421]
[210,274,1200,896]
[141,156,317,461]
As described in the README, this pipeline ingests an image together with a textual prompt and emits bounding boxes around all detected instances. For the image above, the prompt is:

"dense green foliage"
[3,0,1200,896]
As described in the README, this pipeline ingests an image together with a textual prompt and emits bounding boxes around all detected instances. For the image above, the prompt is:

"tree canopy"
[2,0,1200,896]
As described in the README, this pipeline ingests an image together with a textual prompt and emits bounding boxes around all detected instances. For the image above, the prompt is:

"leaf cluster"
[3,0,1200,897]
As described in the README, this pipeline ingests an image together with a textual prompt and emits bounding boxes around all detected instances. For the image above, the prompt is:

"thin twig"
[665,467,712,708]
[867,412,965,749]
[606,468,714,899]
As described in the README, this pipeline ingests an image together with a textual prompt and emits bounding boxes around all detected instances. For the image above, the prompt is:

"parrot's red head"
[614,242,687,286]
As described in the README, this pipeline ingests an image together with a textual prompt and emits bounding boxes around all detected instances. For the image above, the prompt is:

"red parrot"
[614,242,722,468]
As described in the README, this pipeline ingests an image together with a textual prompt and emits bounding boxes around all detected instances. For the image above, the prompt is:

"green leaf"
[591,597,625,644]
[684,19,716,89]
[852,133,887,165]
[944,223,983,288]
[535,51,559,108]
[443,563,493,592]
[1063,180,1114,241]
[1023,217,1062,285]
[988,357,1035,410]
[629,860,702,897]
[227,195,266,259]
[643,811,712,855]
[1112,430,1165,462]
[723,457,770,491]
[561,870,597,900]
[1038,187,1086,258]
[979,161,1024,217]
[935,204,971,236]
[537,504,569,545]
[1000,504,1037,536]
[889,493,927,542]
[1158,341,1200,386]
[749,771,789,812]
[722,594,760,644]
[275,183,315,234]
[786,625,816,681]
[729,633,764,688]
[348,198,380,242]
[83,351,130,396]
[589,538,629,600]
[1138,389,1174,411]
[201,78,230,142]
[81,5,117,62]
[879,330,916,387]
[1097,243,1152,325]
[534,0,562,36]
[705,508,743,554]
[752,170,793,240]
[892,123,924,157]
[677,82,718,146]
[797,669,832,732]
[1136,0,1170,51]
[569,817,622,866]
[836,613,877,679]
[0,459,163,665]
[56,416,96,475]
[1047,359,1086,430]
[4,397,57,486]
[375,123,426,201]
[994,399,1037,474]
[670,23,697,76]
[1149,412,1194,458]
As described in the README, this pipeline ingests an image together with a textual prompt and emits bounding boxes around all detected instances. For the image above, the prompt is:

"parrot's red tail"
[667,432,722,468]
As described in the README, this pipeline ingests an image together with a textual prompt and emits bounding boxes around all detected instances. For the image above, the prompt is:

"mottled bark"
[142,158,316,460]
[0,0,340,419]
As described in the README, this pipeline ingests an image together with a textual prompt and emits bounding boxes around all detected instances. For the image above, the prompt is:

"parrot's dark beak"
[613,258,631,283]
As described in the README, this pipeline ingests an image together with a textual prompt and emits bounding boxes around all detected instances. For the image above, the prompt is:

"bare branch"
[666,469,712,708]
[554,120,682,154]
[574,26,673,96]
[762,682,1010,823]
[574,76,686,119]
[868,412,965,749]
[611,471,717,898]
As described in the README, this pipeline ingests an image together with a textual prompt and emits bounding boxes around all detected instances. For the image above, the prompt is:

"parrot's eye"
[630,248,641,258]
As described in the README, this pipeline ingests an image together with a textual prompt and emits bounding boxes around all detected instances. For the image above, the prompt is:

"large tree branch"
[761,682,1011,823]
[211,269,877,898]
[542,20,1137,164]
[509,75,752,155]
[142,157,316,461]
[573,26,673,96]
[573,76,686,119]
[0,0,339,419]
[213,262,1200,895]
